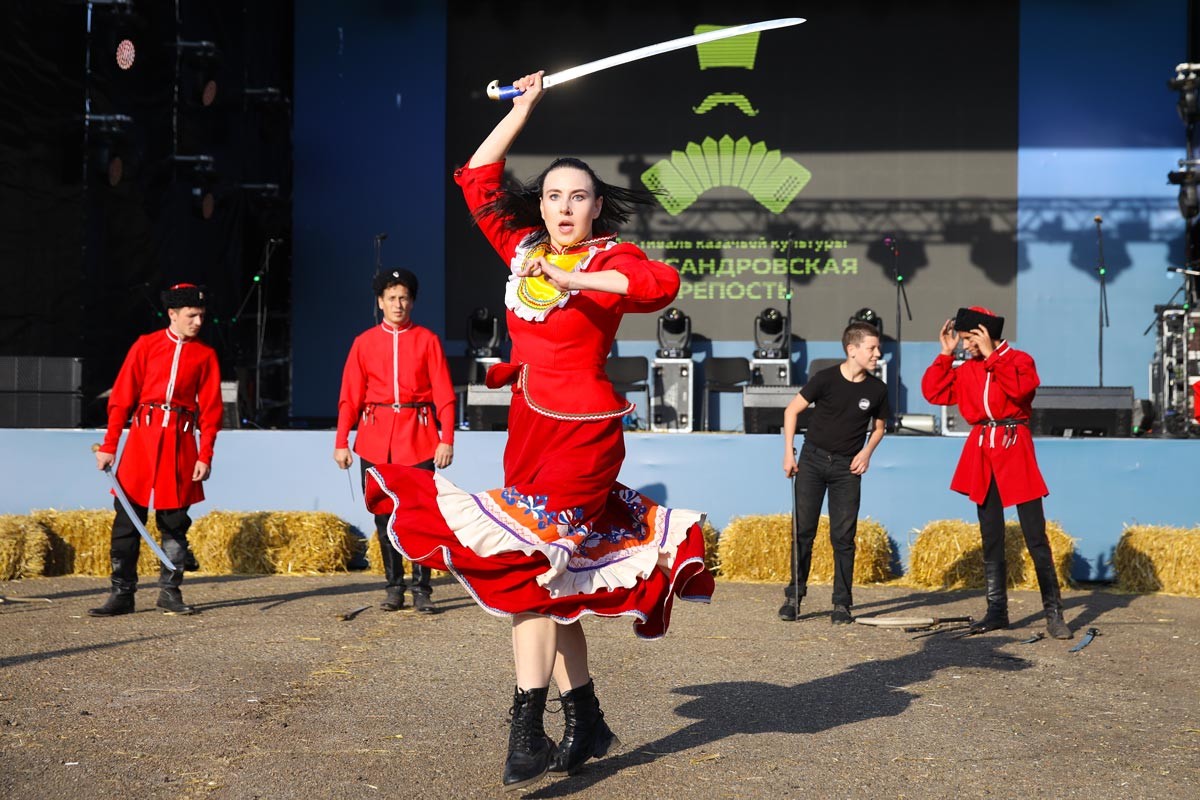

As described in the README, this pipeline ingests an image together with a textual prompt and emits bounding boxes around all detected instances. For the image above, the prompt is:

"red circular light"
[115,39,136,70]
[201,79,218,107]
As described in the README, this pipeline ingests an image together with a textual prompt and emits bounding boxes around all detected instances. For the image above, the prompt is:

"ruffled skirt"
[364,466,714,639]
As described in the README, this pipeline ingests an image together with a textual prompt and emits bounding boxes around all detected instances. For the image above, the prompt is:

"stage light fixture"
[178,41,221,107]
[466,307,502,358]
[752,307,787,359]
[174,155,217,219]
[1168,162,1200,220]
[849,307,883,335]
[656,307,692,358]
[1169,66,1199,125]
[86,113,132,187]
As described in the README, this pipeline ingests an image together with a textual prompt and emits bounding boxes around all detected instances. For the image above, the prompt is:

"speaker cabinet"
[1030,386,1134,437]
[743,385,811,434]
[466,384,511,431]
[650,358,693,433]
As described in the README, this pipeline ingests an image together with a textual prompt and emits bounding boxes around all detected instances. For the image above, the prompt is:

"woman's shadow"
[527,634,1032,797]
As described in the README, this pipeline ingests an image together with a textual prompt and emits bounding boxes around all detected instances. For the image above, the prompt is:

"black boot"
[156,588,197,615]
[502,686,556,791]
[548,679,620,775]
[968,560,1009,634]
[88,590,135,617]
[380,588,405,612]
[1033,560,1073,640]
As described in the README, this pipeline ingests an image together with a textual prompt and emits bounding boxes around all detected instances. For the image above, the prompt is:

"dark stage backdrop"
[443,0,1020,343]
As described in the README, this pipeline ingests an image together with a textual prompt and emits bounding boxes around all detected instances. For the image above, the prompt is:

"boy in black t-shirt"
[779,322,889,623]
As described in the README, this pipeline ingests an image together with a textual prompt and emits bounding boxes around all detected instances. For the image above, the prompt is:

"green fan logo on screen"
[640,135,811,216]
[640,24,812,215]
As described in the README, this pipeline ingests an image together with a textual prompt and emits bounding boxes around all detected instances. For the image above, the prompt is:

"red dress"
[335,322,456,466]
[100,329,223,509]
[921,342,1049,506]
[364,160,714,639]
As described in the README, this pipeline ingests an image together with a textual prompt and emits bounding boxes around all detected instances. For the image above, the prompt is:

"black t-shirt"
[799,365,890,456]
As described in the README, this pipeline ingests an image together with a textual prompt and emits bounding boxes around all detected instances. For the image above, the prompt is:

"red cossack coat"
[921,342,1049,506]
[100,329,223,509]
[335,322,456,466]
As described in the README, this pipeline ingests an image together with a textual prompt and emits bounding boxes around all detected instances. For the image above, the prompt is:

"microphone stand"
[373,233,388,324]
[887,234,912,426]
[1094,217,1110,386]
[233,237,281,424]
[784,229,795,384]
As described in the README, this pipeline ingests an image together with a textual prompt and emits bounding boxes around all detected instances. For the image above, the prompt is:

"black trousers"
[976,479,1055,577]
[784,442,861,607]
[110,497,192,594]
[360,457,433,596]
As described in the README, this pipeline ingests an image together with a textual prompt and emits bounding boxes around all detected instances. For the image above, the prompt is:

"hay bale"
[190,511,358,575]
[906,518,1074,590]
[31,509,161,576]
[701,520,720,575]
[716,513,893,585]
[0,515,54,579]
[1115,525,1200,596]
[365,531,450,579]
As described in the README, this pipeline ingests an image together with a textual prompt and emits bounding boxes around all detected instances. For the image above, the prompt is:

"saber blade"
[103,467,178,572]
[486,17,805,100]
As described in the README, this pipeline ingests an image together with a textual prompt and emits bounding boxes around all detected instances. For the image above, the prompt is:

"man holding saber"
[90,283,223,617]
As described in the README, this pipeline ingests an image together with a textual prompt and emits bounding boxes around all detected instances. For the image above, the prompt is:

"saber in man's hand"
[92,444,177,571]
[486,18,805,100]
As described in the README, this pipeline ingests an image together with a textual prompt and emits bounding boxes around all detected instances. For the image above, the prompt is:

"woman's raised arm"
[467,72,545,168]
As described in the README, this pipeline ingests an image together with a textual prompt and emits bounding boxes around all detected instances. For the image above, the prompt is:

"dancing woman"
[365,71,713,790]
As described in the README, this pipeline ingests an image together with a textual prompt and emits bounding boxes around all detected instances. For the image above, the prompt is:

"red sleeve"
[921,354,957,406]
[453,160,532,265]
[986,347,1039,406]
[597,245,680,314]
[102,336,145,454]
[424,334,456,446]
[335,337,365,450]
[196,348,223,464]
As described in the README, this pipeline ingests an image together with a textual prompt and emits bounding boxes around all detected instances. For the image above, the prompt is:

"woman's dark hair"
[473,157,656,243]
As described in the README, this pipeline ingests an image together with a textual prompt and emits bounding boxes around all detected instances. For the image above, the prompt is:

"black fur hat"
[161,283,208,310]
[954,306,1004,341]
[372,268,418,300]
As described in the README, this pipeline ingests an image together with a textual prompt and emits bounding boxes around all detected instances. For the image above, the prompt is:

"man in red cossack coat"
[334,269,456,613]
[90,284,223,616]
[922,306,1071,639]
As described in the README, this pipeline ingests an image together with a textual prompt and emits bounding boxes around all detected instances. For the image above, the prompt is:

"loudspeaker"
[0,356,83,392]
[220,381,240,429]
[743,385,811,434]
[466,384,511,431]
[0,391,82,427]
[650,358,693,432]
[1030,386,1134,437]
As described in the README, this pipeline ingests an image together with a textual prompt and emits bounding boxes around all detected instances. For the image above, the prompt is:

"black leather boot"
[1033,560,1072,639]
[968,560,1009,634]
[380,588,405,612]
[548,679,619,775]
[502,686,556,791]
[156,588,197,615]
[87,590,135,617]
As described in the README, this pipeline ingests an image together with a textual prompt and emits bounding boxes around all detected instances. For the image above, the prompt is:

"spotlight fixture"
[178,41,221,107]
[85,113,133,186]
[466,307,502,358]
[752,307,787,359]
[656,307,692,358]
[1168,160,1200,220]
[174,154,217,219]
[849,307,883,335]
[1169,63,1200,125]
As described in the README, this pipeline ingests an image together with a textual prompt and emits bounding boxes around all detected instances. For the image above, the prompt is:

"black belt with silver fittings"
[364,401,433,425]
[977,417,1026,448]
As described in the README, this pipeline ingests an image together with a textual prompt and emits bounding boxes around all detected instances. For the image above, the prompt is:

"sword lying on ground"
[486,17,805,100]
[91,444,177,571]
[856,614,974,631]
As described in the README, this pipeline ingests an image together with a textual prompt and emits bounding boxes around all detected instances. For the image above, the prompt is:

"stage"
[3,429,1192,581]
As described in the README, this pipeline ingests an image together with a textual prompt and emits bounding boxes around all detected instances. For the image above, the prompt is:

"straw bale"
[189,511,359,575]
[906,519,1074,590]
[265,512,358,574]
[31,509,161,576]
[701,520,720,575]
[0,515,55,579]
[1115,525,1200,596]
[364,532,445,578]
[716,513,893,585]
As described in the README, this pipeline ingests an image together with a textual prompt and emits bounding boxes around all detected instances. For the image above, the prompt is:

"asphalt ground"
[1,575,1197,799]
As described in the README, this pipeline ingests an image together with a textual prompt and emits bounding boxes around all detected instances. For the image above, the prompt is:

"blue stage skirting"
[3,429,1193,581]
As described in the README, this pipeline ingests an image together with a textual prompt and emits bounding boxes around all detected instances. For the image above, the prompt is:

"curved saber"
[486,17,805,100]
[97,460,178,572]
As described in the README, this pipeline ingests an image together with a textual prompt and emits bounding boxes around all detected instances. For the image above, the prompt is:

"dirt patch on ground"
[1,575,1197,798]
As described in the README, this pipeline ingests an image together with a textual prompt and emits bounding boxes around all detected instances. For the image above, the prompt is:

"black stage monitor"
[1030,386,1134,437]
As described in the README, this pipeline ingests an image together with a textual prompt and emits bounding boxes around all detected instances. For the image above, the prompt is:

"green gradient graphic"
[694,24,760,70]
[640,135,812,215]
[693,93,759,116]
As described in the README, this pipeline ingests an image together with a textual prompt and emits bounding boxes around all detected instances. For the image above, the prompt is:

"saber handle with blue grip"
[92,443,178,572]
[486,80,525,101]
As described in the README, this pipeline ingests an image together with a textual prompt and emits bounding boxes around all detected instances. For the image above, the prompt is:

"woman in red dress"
[365,72,713,790]
[921,307,1071,640]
